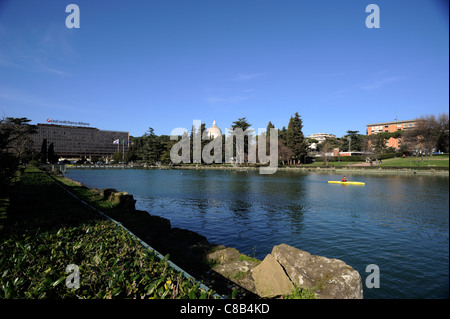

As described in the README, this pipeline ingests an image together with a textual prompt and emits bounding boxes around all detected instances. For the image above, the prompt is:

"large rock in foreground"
[271,244,363,299]
[252,254,294,298]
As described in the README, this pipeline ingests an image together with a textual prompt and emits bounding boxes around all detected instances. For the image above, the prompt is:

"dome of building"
[207,120,222,139]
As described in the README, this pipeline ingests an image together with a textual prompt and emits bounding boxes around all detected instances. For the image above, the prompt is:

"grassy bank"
[301,155,449,169]
[0,167,216,299]
[378,155,449,168]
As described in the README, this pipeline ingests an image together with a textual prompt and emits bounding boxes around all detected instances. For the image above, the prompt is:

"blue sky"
[0,0,448,138]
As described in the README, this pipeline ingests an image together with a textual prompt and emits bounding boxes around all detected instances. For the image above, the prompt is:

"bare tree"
[404,114,449,158]
[278,140,293,166]
[361,134,385,165]
[318,140,334,166]
[436,113,449,153]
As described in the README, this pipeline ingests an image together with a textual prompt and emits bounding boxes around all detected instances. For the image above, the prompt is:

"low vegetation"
[284,285,317,299]
[0,167,216,299]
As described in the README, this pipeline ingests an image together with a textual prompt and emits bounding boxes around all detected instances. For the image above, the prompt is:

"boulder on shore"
[99,188,136,211]
[270,244,363,299]
[99,188,118,199]
[207,247,241,264]
[251,254,294,298]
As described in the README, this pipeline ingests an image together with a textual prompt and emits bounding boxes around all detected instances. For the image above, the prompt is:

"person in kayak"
[342,176,348,182]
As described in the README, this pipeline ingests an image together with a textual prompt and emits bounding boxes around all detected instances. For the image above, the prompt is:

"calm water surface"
[64,168,449,299]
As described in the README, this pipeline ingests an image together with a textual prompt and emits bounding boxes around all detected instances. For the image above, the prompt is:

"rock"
[207,248,260,294]
[212,259,258,293]
[123,210,171,241]
[108,191,126,203]
[115,192,136,211]
[252,254,295,298]
[99,188,118,200]
[271,244,363,299]
[99,188,136,211]
[206,247,241,265]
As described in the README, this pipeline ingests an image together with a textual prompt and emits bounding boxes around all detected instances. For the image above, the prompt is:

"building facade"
[306,133,336,143]
[306,133,336,151]
[32,123,129,159]
[366,119,417,150]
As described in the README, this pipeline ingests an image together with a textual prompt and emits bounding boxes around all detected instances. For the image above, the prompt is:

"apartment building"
[366,119,417,149]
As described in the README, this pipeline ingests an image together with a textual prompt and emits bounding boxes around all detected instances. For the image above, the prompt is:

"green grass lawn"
[379,156,449,168]
[300,155,449,169]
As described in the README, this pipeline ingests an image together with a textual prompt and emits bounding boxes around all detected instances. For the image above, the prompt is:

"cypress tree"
[40,138,47,164]
[231,117,253,164]
[286,112,308,164]
[266,121,275,139]
[48,142,55,164]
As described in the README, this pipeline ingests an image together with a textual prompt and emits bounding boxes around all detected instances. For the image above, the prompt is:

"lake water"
[63,168,449,299]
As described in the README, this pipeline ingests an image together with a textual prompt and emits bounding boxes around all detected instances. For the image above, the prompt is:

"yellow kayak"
[328,181,365,186]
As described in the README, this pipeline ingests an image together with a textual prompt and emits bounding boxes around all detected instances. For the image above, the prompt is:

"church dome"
[207,120,222,139]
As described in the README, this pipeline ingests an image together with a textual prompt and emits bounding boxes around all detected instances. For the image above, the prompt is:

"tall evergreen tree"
[40,138,47,163]
[279,126,287,145]
[142,127,164,164]
[191,122,207,163]
[286,112,308,164]
[341,130,364,152]
[266,121,275,139]
[260,121,276,159]
[231,117,253,164]
[1,117,36,188]
[47,142,57,163]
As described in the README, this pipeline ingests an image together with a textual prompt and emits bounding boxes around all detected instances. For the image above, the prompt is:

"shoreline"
[62,164,449,176]
[56,171,365,299]
[173,165,449,175]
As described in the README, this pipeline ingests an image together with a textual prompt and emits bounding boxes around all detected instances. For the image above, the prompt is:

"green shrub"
[0,168,216,299]
[28,160,40,167]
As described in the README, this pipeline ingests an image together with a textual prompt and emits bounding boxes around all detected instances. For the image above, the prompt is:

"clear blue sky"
[0,0,448,138]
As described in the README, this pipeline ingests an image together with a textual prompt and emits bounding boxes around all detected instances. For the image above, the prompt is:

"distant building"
[366,119,417,150]
[307,133,336,151]
[31,123,129,159]
[207,120,222,139]
[307,133,336,143]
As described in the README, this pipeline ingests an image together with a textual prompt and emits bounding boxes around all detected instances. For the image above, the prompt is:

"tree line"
[120,112,449,166]
[125,112,309,166]
[1,112,448,187]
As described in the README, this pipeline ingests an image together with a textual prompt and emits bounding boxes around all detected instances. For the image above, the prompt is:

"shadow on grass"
[2,168,258,299]
[1,170,104,240]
